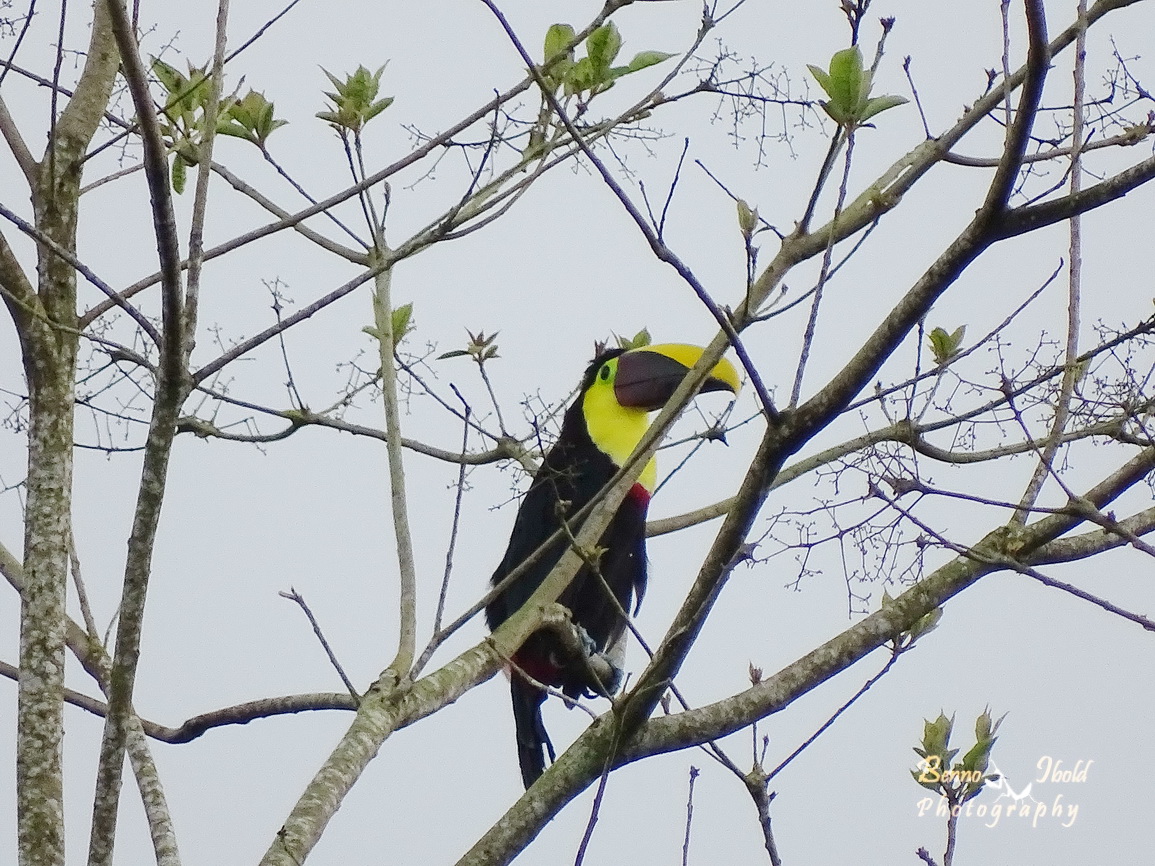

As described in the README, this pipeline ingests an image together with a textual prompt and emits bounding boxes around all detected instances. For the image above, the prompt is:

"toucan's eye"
[599,364,611,381]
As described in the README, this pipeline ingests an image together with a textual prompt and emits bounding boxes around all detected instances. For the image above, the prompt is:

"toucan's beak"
[614,343,741,410]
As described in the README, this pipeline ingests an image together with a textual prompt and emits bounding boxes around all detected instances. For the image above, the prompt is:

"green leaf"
[625,50,674,74]
[929,325,966,364]
[151,57,186,96]
[736,198,758,238]
[616,328,652,350]
[171,154,187,194]
[922,712,953,755]
[907,606,943,642]
[218,90,288,146]
[819,100,850,126]
[564,56,596,96]
[215,122,250,140]
[808,46,906,129]
[542,23,576,88]
[317,65,392,133]
[437,349,471,360]
[321,68,346,93]
[860,93,909,123]
[544,23,576,64]
[806,64,833,98]
[391,302,414,342]
[365,97,394,123]
[586,23,622,72]
[959,738,993,772]
[976,708,1006,742]
[825,47,865,118]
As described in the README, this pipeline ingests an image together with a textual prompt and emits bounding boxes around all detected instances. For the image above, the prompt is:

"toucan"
[485,343,741,788]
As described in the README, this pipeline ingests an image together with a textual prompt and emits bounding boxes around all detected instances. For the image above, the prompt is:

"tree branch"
[0,93,37,184]
[992,151,1155,240]
[89,2,193,862]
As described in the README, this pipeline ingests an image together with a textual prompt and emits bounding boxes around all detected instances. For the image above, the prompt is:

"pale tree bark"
[3,4,121,865]
[0,542,181,866]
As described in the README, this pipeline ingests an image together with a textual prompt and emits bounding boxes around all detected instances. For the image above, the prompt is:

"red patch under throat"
[628,482,652,506]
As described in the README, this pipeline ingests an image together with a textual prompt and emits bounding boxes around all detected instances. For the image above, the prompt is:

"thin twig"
[767,642,906,781]
[573,768,612,866]
[477,358,508,437]
[681,766,699,866]
[433,387,471,635]
[790,128,856,407]
[280,588,361,701]
[903,56,932,139]
[67,523,100,641]
[1014,0,1086,522]
[0,201,161,344]
[1017,564,1155,630]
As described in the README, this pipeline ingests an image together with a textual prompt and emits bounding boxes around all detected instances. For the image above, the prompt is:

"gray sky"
[2,0,1154,862]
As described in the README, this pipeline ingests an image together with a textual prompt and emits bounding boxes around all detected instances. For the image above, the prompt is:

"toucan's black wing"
[485,397,618,632]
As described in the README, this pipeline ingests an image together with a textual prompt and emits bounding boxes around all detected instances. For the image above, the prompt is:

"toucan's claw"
[574,623,598,656]
[569,624,622,696]
[585,651,624,697]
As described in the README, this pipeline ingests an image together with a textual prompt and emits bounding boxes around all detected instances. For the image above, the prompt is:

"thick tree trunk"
[11,5,119,864]
[17,342,77,866]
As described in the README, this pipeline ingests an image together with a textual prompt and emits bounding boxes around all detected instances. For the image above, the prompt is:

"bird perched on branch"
[485,342,740,788]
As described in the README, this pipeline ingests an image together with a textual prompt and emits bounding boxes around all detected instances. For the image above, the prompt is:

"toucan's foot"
[574,623,598,656]
[585,652,624,696]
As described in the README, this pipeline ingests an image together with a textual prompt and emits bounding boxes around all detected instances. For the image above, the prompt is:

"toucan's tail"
[511,676,554,789]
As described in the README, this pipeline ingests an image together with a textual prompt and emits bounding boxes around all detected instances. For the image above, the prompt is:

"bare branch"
[0,660,357,743]
[280,588,361,702]
[0,200,162,344]
[89,1,195,861]
[0,94,37,185]
[992,151,1155,239]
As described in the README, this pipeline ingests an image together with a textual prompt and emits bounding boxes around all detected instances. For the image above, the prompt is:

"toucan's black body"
[485,351,647,788]
[485,345,739,789]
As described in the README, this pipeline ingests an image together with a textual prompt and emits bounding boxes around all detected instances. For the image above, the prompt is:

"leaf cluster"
[317,65,394,134]
[911,709,1004,804]
[541,22,672,102]
[363,302,414,348]
[216,90,287,148]
[928,325,966,365]
[614,327,652,351]
[807,46,907,129]
[438,329,500,363]
[151,57,287,192]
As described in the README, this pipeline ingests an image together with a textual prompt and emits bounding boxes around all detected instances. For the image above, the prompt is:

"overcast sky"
[2,1,1154,863]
